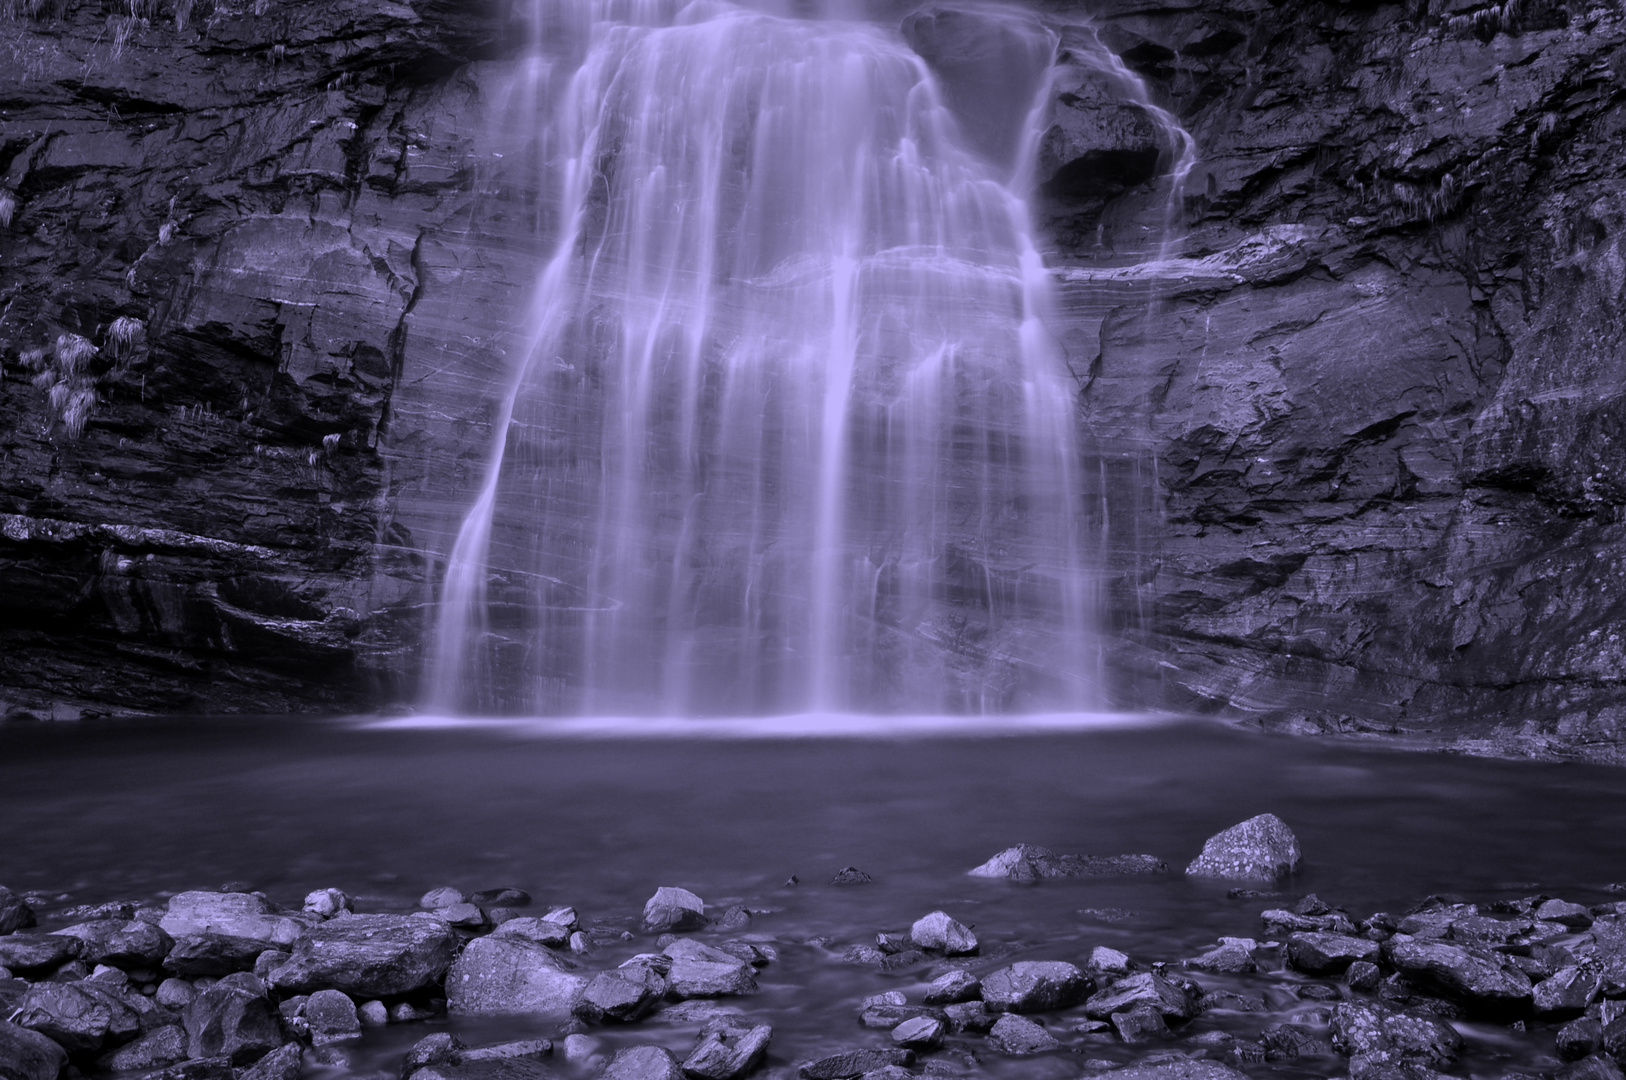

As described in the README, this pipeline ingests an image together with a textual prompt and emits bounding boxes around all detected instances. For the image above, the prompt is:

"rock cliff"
[1,0,1622,759]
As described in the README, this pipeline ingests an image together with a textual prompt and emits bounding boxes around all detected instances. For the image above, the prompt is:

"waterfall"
[427,0,1101,716]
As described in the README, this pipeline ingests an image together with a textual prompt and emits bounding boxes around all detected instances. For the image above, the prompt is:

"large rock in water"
[908,912,977,955]
[1329,1001,1463,1068]
[1381,936,1532,1014]
[661,939,756,999]
[15,981,140,1053]
[162,894,308,949]
[268,914,457,997]
[979,961,1092,1012]
[0,890,36,936]
[1184,815,1301,881]
[181,979,282,1064]
[681,1017,771,1080]
[0,1020,67,1080]
[642,887,707,933]
[52,920,173,968]
[0,935,80,974]
[968,845,1166,881]
[1082,972,1197,1021]
[445,935,586,1017]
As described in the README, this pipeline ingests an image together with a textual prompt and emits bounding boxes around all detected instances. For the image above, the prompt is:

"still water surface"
[1,715,1620,1076]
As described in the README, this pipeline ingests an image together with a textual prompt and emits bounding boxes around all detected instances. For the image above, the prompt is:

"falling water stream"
[426,0,1127,716]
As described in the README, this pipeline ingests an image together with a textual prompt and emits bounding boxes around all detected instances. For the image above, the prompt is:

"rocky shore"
[2,815,1622,1080]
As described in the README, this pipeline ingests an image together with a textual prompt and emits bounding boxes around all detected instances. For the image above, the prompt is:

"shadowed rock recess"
[0,0,1623,756]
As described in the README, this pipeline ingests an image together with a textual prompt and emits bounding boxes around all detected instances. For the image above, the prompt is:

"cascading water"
[427,0,1107,716]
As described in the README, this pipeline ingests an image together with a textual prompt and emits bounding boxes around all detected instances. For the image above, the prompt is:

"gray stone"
[239,1043,302,1080]
[643,887,707,933]
[1262,908,1360,935]
[97,1024,188,1071]
[403,1033,467,1078]
[0,1020,66,1080]
[889,1015,943,1049]
[0,890,36,936]
[491,918,572,948]
[302,890,351,919]
[922,969,979,1004]
[15,981,140,1053]
[575,957,667,1022]
[156,979,196,1007]
[0,936,80,974]
[1285,931,1381,974]
[682,1016,771,1080]
[943,1001,996,1033]
[1185,941,1255,973]
[967,845,1166,881]
[1088,946,1133,975]
[420,888,466,910]
[181,981,281,1065]
[1082,973,1196,1021]
[714,907,752,932]
[446,934,586,1017]
[163,934,269,977]
[435,903,486,929]
[908,912,976,956]
[1539,900,1595,929]
[980,961,1091,1012]
[798,1049,912,1079]
[1184,815,1301,882]
[1537,966,1603,1018]
[1381,936,1532,1012]
[459,1040,551,1063]
[1559,1016,1603,1061]
[663,939,756,999]
[52,920,172,969]
[1346,960,1383,990]
[1110,1003,1168,1043]
[859,1004,942,1029]
[161,894,307,949]
[269,914,458,998]
[603,1045,682,1080]
[305,988,361,1042]
[470,889,530,908]
[1330,1001,1463,1066]
[989,1013,1058,1054]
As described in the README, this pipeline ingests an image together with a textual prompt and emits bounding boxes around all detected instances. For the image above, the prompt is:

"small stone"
[715,941,770,967]
[97,1024,189,1071]
[603,1045,683,1080]
[831,868,873,886]
[569,931,591,954]
[575,956,667,1022]
[0,889,37,935]
[875,932,910,954]
[799,1049,912,1079]
[862,992,907,1009]
[1186,942,1255,973]
[922,970,980,1004]
[302,890,351,919]
[420,888,466,910]
[1082,972,1196,1021]
[460,1039,552,1063]
[644,887,707,932]
[1286,931,1381,974]
[683,1016,771,1080]
[990,1013,1059,1054]
[909,911,977,956]
[389,1001,437,1023]
[402,1032,467,1078]
[943,1001,996,1033]
[1110,1003,1168,1043]
[562,1034,600,1063]
[890,1015,944,1049]
[305,988,360,1043]
[1087,946,1132,975]
[980,961,1091,1012]
[860,1004,942,1029]
[1185,814,1301,882]
[470,889,531,908]
[358,1000,387,1026]
[966,845,1166,881]
[544,907,580,930]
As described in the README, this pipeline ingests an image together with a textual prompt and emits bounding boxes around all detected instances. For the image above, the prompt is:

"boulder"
[989,1013,1058,1054]
[403,1033,467,1078]
[15,981,140,1053]
[967,845,1165,881]
[491,918,572,948]
[798,1049,912,1080]
[420,888,465,910]
[1330,1001,1463,1066]
[1184,815,1301,882]
[1185,941,1255,973]
[979,961,1091,1012]
[908,912,977,956]
[304,989,360,1043]
[663,939,756,998]
[643,888,707,933]
[889,1015,944,1050]
[1382,936,1532,1013]
[0,936,80,974]
[181,982,282,1065]
[1262,909,1359,935]
[1112,1003,1169,1043]
[163,935,271,977]
[302,891,351,920]
[922,969,979,1004]
[239,1043,302,1080]
[0,1020,67,1080]
[1083,972,1197,1021]
[602,1045,682,1080]
[52,920,172,968]
[161,894,307,949]
[0,890,36,936]
[1285,932,1381,975]
[575,956,667,1022]
[97,1024,188,1071]
[269,914,457,998]
[1538,900,1594,929]
[682,1016,770,1080]
[445,935,586,1017]
[943,1001,996,1033]
[1536,966,1603,1019]
[1559,1017,1604,1061]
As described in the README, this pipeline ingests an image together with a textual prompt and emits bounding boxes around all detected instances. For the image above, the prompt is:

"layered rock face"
[1051,0,1626,759]
[1,0,1623,757]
